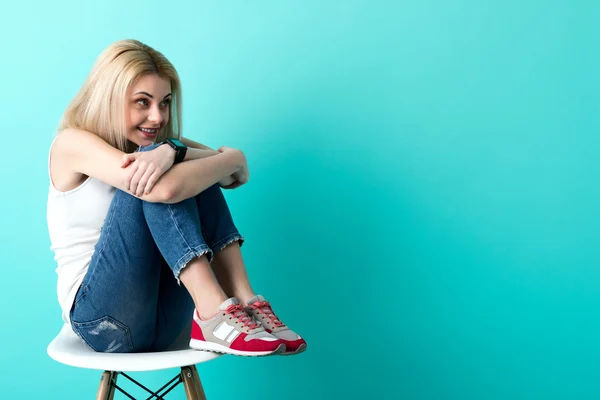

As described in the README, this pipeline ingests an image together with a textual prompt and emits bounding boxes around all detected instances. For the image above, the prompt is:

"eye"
[160,99,171,109]
[136,98,149,107]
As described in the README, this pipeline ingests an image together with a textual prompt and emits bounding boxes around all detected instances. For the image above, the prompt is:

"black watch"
[162,138,187,164]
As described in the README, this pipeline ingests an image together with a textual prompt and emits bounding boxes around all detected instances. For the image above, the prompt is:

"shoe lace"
[249,301,285,328]
[226,304,259,330]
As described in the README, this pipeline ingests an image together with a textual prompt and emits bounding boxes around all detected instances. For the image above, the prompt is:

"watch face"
[170,138,184,147]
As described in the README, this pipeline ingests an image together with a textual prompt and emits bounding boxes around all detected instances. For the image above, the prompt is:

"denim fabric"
[69,143,244,353]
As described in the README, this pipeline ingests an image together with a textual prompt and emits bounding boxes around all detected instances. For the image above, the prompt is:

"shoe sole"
[279,343,307,356]
[190,339,286,357]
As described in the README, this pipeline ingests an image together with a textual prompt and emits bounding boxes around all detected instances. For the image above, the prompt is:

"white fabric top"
[46,137,116,323]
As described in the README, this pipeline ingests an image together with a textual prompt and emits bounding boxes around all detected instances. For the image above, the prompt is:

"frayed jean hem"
[212,233,244,256]
[173,244,213,286]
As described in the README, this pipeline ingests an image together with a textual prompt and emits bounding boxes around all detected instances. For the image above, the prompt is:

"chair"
[47,323,222,399]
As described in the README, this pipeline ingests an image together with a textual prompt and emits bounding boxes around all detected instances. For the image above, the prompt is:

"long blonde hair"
[58,39,182,152]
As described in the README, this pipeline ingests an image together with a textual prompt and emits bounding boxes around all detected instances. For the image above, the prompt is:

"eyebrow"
[134,91,172,99]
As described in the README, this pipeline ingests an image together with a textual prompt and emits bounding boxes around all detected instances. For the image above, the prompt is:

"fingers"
[121,151,172,196]
[129,162,146,195]
[136,168,155,197]
[144,171,160,195]
[124,161,139,191]
[234,168,249,184]
[225,180,245,189]
[121,153,139,168]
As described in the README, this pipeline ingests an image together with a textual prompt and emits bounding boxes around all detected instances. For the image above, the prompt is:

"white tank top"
[46,136,116,323]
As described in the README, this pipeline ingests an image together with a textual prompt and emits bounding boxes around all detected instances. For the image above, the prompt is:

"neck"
[125,140,139,154]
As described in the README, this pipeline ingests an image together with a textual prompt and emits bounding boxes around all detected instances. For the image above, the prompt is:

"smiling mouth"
[138,127,159,136]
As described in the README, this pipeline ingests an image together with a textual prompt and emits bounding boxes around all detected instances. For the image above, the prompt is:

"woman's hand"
[219,175,246,190]
[218,146,249,189]
[218,174,237,188]
[121,144,176,197]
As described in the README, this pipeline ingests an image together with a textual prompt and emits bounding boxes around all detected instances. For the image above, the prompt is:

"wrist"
[159,142,176,161]
[162,138,187,163]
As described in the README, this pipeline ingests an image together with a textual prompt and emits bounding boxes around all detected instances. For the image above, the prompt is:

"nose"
[147,106,163,125]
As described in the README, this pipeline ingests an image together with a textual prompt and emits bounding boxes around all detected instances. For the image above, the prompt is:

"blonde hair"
[58,39,182,152]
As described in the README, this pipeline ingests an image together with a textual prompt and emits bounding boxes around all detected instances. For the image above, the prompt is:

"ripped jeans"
[69,143,244,353]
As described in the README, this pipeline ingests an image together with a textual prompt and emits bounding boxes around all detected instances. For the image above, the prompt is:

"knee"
[112,188,144,209]
[105,189,146,225]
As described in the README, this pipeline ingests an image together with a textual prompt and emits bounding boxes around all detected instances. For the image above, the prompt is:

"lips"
[138,127,158,138]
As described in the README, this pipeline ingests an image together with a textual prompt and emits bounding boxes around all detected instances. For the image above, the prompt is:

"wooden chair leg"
[181,365,207,400]
[96,371,118,400]
[191,365,207,399]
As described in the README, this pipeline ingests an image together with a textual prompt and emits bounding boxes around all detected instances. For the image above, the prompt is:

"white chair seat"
[47,324,221,372]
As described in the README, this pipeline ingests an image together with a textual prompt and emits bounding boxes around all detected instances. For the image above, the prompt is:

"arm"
[121,138,224,196]
[180,137,217,153]
[58,129,243,203]
[183,147,218,161]
[180,136,237,187]
[57,129,171,202]
[158,150,244,203]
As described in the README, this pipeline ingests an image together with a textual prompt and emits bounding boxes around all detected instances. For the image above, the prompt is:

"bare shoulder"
[54,128,98,150]
[53,128,94,156]
[50,129,89,192]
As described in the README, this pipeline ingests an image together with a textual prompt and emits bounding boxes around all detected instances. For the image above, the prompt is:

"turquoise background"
[1,0,599,398]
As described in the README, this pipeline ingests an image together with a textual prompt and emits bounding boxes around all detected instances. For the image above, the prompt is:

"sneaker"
[245,295,307,355]
[189,298,285,356]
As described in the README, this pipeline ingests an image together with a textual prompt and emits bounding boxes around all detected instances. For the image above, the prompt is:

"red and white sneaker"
[189,298,285,356]
[245,295,307,355]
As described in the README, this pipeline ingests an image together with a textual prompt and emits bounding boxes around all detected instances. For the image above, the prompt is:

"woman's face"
[125,73,172,147]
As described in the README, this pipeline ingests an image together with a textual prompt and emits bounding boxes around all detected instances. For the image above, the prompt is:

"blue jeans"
[69,144,244,353]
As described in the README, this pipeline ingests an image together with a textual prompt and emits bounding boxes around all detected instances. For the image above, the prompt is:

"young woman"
[47,39,306,356]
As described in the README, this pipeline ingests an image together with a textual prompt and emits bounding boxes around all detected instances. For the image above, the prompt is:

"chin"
[139,138,155,146]
[128,132,156,147]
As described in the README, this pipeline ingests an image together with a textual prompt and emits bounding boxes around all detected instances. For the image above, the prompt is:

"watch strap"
[163,138,187,164]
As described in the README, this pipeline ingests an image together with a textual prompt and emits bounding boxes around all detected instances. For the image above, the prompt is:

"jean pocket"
[72,315,134,353]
